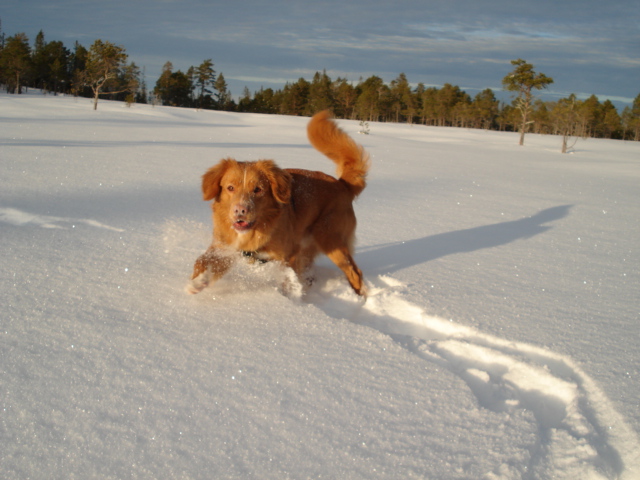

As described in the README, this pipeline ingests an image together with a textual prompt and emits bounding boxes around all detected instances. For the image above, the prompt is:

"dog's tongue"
[234,220,251,231]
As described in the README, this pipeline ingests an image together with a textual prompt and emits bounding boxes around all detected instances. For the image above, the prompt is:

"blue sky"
[3,1,639,107]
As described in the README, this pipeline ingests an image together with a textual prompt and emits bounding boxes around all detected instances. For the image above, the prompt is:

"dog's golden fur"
[187,110,370,296]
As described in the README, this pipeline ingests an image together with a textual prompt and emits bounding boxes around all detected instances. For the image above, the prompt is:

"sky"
[2,1,639,108]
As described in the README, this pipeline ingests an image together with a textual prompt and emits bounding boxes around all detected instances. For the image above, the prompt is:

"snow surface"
[1,92,639,479]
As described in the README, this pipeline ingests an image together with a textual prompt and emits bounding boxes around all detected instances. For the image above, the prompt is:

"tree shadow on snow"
[357,205,572,275]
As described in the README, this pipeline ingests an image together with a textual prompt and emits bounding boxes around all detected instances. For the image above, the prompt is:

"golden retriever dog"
[186,110,370,297]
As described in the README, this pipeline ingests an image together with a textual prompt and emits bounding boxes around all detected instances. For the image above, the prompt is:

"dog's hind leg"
[324,247,366,297]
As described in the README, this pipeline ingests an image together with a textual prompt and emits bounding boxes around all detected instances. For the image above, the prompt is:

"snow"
[1,92,639,479]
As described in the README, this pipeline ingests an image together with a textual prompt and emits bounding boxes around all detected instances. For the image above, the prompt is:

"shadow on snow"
[358,205,572,275]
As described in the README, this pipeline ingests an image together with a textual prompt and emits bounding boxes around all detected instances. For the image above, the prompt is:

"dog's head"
[202,158,292,234]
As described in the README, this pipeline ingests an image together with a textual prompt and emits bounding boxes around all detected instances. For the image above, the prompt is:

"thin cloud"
[2,0,638,106]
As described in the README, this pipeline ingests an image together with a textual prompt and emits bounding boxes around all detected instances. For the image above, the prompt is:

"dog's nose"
[234,204,250,216]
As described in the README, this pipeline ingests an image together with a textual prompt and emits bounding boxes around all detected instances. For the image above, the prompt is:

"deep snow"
[1,92,639,479]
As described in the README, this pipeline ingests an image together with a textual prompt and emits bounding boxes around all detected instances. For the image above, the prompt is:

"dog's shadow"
[356,205,572,275]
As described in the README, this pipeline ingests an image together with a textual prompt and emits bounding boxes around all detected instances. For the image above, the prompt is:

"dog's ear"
[257,160,292,204]
[202,158,235,201]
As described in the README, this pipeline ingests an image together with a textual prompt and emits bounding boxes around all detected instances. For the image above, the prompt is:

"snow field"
[1,92,639,479]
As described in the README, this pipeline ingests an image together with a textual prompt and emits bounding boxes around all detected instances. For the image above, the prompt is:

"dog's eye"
[227,185,234,192]
[253,186,262,194]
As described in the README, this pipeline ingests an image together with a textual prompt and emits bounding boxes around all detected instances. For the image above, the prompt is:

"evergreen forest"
[2,28,639,142]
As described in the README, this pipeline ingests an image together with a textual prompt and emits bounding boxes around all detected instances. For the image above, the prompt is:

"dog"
[186,110,370,297]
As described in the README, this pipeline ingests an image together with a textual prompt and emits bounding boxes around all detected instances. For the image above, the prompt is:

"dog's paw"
[302,271,315,287]
[278,267,304,301]
[185,272,210,295]
[185,281,205,295]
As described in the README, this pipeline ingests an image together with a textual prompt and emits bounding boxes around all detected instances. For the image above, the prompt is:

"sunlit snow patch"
[0,207,124,232]
[308,270,640,480]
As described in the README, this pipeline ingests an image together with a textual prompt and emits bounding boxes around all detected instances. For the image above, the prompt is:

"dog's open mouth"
[233,220,254,232]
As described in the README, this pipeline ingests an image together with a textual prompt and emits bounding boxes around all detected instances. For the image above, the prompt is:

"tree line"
[2,26,639,143]
[0,30,144,110]
[237,69,640,143]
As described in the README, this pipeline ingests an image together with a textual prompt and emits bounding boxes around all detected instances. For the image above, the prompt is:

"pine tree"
[136,66,148,104]
[306,70,333,115]
[280,78,309,116]
[154,61,173,104]
[419,87,438,125]
[154,65,193,108]
[599,100,622,139]
[389,73,416,123]
[550,94,581,152]
[81,39,135,110]
[194,59,215,109]
[251,87,276,113]
[502,59,554,145]
[0,33,32,93]
[435,83,469,126]
[237,87,252,112]
[0,17,5,49]
[333,77,357,119]
[34,30,45,55]
[70,42,88,96]
[169,70,193,107]
[32,38,70,94]
[214,72,230,110]
[355,75,387,122]
[31,30,48,90]
[621,93,640,141]
[576,95,601,138]
[472,89,499,129]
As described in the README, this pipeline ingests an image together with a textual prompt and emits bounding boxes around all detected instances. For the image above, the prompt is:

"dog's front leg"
[186,247,235,294]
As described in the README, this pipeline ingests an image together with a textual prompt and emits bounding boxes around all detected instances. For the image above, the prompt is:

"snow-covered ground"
[1,92,639,479]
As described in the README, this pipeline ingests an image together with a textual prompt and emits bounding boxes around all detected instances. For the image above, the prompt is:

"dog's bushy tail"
[307,110,370,198]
